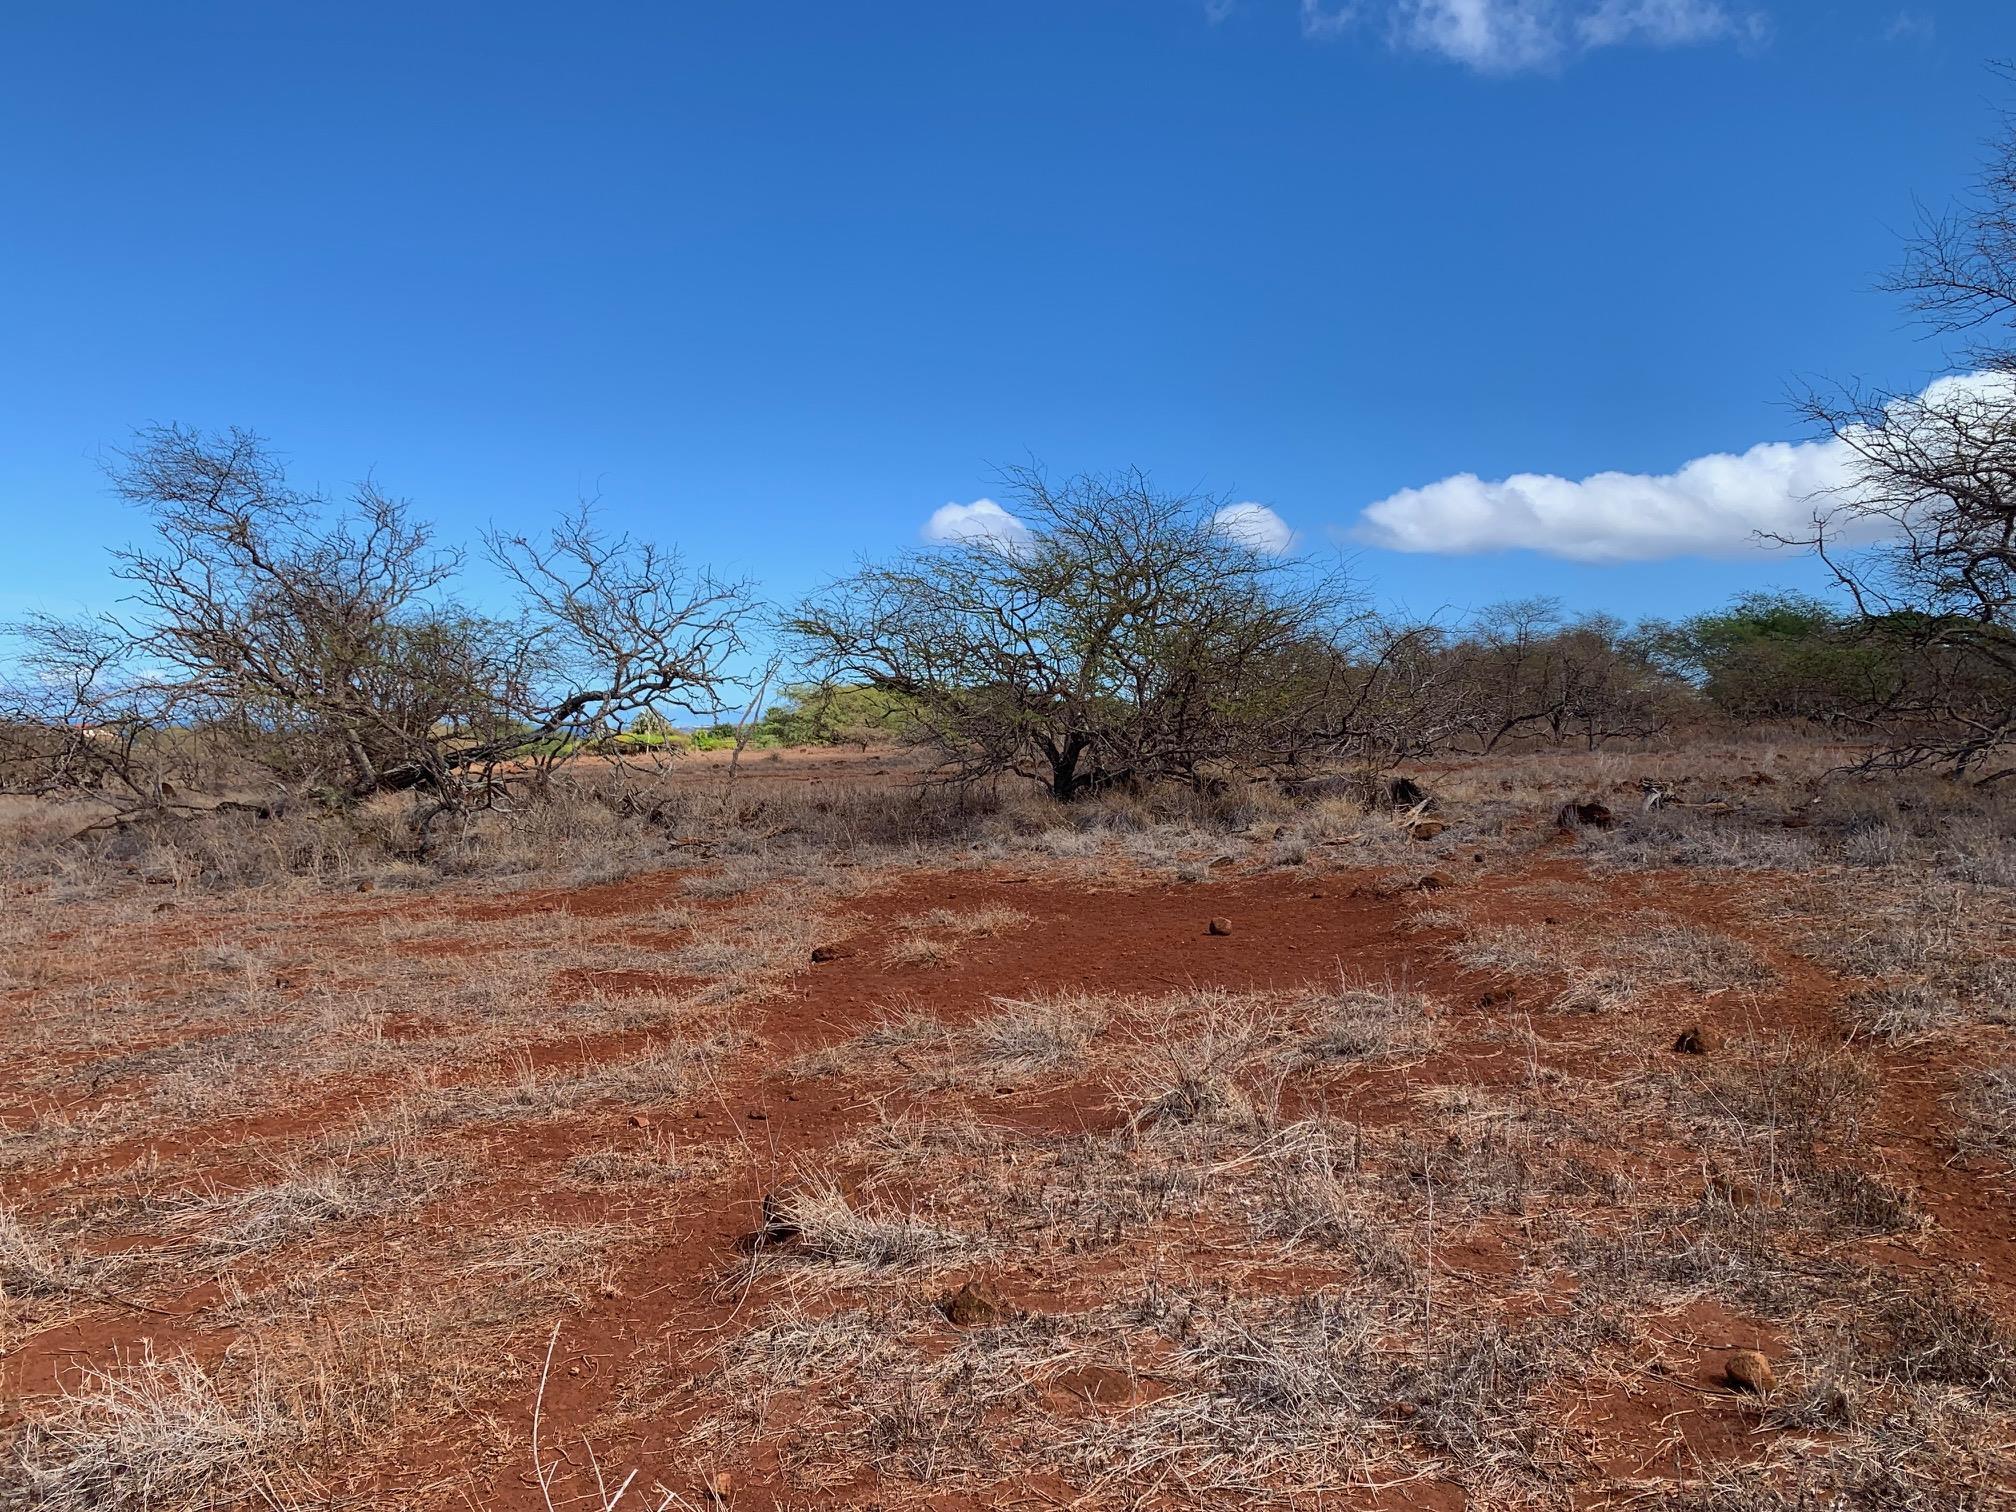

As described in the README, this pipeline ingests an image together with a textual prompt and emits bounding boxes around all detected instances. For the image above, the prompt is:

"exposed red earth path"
[413,865,1440,1509]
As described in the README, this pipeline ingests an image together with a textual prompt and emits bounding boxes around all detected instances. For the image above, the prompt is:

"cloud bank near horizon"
[1352,372,2008,563]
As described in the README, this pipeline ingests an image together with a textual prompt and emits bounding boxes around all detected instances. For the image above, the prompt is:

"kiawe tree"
[1788,73,2016,780]
[0,426,758,836]
[786,468,1361,799]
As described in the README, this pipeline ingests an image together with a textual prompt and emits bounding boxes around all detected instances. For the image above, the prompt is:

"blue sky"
[1,1,2005,631]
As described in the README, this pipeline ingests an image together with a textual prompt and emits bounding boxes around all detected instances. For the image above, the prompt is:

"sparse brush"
[1798,1163,1917,1236]
[959,992,1108,1080]
[173,1141,460,1255]
[1842,980,1964,1044]
[0,1205,75,1298]
[1122,992,1281,1132]
[1956,1065,2016,1160]
[1684,1037,1873,1158]
[1399,1320,1553,1466]
[1189,1291,1387,1442]
[884,932,955,968]
[765,1180,977,1269]
[1864,1282,2016,1397]
[904,906,1031,939]
[14,1345,299,1512]
[566,1131,718,1185]
[471,1223,629,1310]
[1299,979,1436,1060]
[1253,1124,1418,1283]
[1454,915,1769,1011]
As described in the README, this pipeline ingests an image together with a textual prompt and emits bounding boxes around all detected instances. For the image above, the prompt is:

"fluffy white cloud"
[1352,373,2009,562]
[1212,501,1298,554]
[921,498,1032,549]
[1301,0,1762,72]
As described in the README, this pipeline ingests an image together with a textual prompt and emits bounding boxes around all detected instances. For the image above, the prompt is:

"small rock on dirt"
[1409,819,1446,841]
[1207,917,1233,936]
[810,944,856,963]
[1673,1024,1718,1055]
[629,1114,652,1129]
[940,1280,1016,1327]
[1724,1349,1776,1394]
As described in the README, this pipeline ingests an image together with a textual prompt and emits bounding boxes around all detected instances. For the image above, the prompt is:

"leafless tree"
[2,427,760,837]
[788,468,1360,798]
[1788,72,2016,780]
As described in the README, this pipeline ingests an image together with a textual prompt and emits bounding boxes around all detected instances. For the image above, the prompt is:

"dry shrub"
[1842,980,1964,1044]
[956,992,1109,1082]
[1863,1281,2016,1396]
[1253,1123,1420,1283]
[1121,992,1283,1133]
[0,1205,74,1300]
[1298,978,1436,1061]
[13,1346,300,1512]
[1956,1065,2016,1160]
[764,1180,978,1271]
[170,1137,462,1257]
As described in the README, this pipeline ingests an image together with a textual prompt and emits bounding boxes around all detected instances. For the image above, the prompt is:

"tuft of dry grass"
[1297,978,1437,1062]
[1454,914,1770,1013]
[0,1205,75,1301]
[756,1180,980,1273]
[13,1346,298,1512]
[170,1138,463,1257]
[1120,994,1283,1134]
[884,906,1031,968]
[1955,1065,2016,1161]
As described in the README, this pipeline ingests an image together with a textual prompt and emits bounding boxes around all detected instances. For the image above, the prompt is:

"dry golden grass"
[4,744,2015,1509]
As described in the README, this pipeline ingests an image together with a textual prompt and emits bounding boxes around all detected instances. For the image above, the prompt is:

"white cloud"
[1213,501,1299,554]
[1575,0,1756,48]
[921,498,1032,549]
[1393,0,1561,72]
[1301,0,1763,72]
[1299,1,1360,38]
[1883,9,1934,44]
[1351,372,2011,562]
